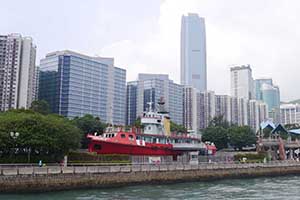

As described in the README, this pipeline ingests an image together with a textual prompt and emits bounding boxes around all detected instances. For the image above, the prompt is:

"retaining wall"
[1,162,300,193]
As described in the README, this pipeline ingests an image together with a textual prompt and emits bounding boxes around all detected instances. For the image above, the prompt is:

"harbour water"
[1,175,299,200]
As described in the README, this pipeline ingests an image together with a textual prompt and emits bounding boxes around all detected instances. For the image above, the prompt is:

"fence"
[1,160,300,176]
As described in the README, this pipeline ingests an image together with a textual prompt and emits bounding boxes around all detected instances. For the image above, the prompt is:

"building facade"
[0,33,37,111]
[197,91,215,129]
[215,95,232,123]
[129,74,183,125]
[181,13,207,92]
[126,81,138,125]
[254,78,273,100]
[39,50,126,125]
[183,86,198,131]
[280,104,300,125]
[230,65,254,100]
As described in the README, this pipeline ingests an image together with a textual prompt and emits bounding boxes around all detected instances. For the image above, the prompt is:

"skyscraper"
[254,78,280,123]
[39,50,126,125]
[0,33,37,111]
[254,78,273,100]
[230,65,254,100]
[181,13,207,92]
[130,74,184,125]
[126,81,138,126]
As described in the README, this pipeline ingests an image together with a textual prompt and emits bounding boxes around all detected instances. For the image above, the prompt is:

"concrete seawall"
[1,162,300,193]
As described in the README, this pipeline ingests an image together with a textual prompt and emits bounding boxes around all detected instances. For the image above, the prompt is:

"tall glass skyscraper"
[181,13,207,92]
[254,78,280,123]
[39,50,126,125]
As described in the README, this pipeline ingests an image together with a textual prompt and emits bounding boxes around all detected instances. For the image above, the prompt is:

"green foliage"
[228,126,256,150]
[134,117,143,128]
[202,126,228,150]
[208,115,230,129]
[30,100,51,115]
[234,152,267,162]
[72,114,107,148]
[170,121,187,133]
[0,110,81,163]
[285,123,300,130]
[202,116,257,151]
[68,151,130,164]
[262,127,272,138]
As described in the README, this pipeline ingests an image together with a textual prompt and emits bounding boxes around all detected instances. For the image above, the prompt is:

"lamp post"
[9,132,19,160]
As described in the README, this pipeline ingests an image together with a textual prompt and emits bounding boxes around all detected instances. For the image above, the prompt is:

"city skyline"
[0,0,299,101]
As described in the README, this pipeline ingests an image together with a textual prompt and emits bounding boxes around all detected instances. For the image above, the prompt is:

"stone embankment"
[1,161,300,193]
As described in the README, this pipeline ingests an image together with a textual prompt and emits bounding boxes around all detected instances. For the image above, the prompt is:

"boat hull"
[88,140,181,156]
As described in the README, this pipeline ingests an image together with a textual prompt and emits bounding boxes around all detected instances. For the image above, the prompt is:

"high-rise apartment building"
[280,104,300,125]
[230,65,254,100]
[181,13,207,92]
[39,50,126,125]
[215,95,232,123]
[183,86,198,131]
[197,91,215,129]
[0,33,37,111]
[248,100,268,130]
[127,74,183,125]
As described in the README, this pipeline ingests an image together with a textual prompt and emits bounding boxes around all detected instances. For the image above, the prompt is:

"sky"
[1,0,299,101]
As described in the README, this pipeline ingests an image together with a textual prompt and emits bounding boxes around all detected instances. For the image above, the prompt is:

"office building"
[39,50,126,125]
[261,83,280,123]
[230,65,254,100]
[181,13,207,92]
[126,81,138,125]
[254,78,273,100]
[280,104,300,125]
[255,78,280,123]
[132,74,183,125]
[0,33,37,111]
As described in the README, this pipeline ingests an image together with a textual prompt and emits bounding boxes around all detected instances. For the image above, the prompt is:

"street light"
[9,131,19,161]
[10,131,19,139]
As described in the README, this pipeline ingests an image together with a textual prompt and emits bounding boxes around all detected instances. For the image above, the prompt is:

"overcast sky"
[1,0,299,101]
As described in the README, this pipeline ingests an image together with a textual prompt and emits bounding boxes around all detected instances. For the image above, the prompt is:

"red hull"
[88,140,181,156]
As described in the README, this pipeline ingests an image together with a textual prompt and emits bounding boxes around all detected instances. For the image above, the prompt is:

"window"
[121,134,126,138]
[129,135,134,141]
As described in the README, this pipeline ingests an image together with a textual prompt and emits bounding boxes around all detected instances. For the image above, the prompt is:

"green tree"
[228,126,256,150]
[134,117,143,128]
[30,100,51,115]
[0,110,81,162]
[202,126,228,150]
[170,121,187,133]
[72,114,107,148]
[208,115,230,129]
[285,123,300,130]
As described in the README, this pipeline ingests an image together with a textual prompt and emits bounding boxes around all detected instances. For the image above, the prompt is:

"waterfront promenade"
[1,161,300,193]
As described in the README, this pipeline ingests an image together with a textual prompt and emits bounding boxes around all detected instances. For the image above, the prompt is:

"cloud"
[99,0,300,101]
[1,0,298,101]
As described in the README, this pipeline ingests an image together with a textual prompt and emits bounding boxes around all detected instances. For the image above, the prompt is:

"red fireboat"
[87,100,216,159]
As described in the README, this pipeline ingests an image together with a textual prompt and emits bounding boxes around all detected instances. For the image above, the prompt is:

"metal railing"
[1,160,300,176]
